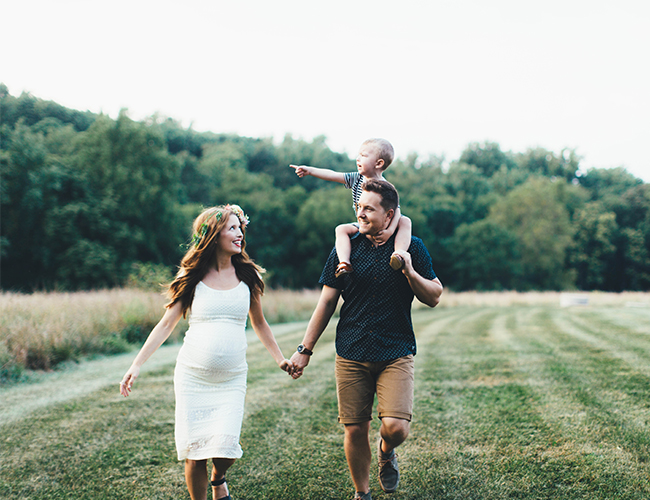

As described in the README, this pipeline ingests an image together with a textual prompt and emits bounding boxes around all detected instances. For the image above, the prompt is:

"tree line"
[2,84,649,292]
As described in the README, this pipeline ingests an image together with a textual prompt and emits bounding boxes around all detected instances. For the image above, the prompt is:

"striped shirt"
[343,172,364,215]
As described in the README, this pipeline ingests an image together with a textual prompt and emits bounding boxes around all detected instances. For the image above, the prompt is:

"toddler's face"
[356,145,382,176]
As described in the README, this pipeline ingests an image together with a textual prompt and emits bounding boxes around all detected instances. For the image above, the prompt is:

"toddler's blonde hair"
[362,138,395,169]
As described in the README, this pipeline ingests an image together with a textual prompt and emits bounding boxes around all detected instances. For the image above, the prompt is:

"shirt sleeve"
[408,237,437,280]
[318,246,344,290]
[344,172,360,190]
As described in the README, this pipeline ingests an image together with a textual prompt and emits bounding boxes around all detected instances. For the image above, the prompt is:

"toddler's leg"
[390,216,412,270]
[335,223,358,277]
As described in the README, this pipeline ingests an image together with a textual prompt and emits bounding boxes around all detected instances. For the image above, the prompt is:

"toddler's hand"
[290,165,310,178]
[372,230,389,245]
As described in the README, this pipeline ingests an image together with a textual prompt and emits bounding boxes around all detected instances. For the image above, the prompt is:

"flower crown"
[189,204,250,247]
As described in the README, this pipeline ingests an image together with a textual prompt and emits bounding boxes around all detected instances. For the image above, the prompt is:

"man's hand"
[396,250,413,276]
[289,351,311,379]
[399,250,443,307]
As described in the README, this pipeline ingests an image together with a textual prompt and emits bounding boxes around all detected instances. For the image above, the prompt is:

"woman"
[120,204,293,500]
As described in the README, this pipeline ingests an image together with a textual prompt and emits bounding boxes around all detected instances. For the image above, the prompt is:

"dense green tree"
[451,219,523,290]
[274,134,354,191]
[601,184,650,291]
[515,148,580,181]
[294,188,352,286]
[569,203,617,290]
[1,110,186,290]
[444,162,498,225]
[72,111,185,265]
[459,141,516,177]
[614,228,650,290]
[2,87,649,292]
[1,121,59,287]
[487,178,576,289]
[578,167,642,206]
[0,85,94,131]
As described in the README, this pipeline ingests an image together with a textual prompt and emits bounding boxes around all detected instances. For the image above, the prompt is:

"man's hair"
[362,138,394,169]
[362,179,399,212]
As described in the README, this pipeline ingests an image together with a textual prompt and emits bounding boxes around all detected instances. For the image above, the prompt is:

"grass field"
[2,294,650,499]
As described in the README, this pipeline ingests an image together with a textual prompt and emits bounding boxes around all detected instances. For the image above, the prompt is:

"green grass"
[3,303,650,499]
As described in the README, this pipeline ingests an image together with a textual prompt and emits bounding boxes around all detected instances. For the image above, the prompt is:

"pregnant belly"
[177,324,247,374]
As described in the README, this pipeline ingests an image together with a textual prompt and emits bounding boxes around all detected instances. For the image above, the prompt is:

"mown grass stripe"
[4,305,650,499]
[564,309,650,358]
[408,306,650,499]
[504,307,650,495]
[592,307,650,335]
[506,308,650,489]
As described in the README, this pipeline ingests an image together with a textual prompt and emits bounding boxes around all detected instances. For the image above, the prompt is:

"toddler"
[290,138,412,277]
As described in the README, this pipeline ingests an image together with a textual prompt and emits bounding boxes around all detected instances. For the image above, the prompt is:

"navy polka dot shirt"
[319,232,437,362]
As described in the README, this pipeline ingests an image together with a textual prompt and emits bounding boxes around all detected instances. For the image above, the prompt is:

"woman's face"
[217,214,244,256]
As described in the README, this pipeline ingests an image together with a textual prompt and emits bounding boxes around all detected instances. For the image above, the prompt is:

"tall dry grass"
[0,289,173,380]
[3,288,649,382]
[0,288,322,381]
[259,288,323,323]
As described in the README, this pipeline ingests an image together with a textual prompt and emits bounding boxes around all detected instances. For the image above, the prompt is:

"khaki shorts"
[335,354,414,425]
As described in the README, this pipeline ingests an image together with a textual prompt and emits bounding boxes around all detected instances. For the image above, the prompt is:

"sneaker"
[378,439,399,493]
[335,261,354,278]
[353,492,372,500]
[389,254,404,270]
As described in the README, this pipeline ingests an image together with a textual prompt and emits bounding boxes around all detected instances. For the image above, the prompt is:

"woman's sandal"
[389,254,404,271]
[335,262,354,278]
[210,476,232,500]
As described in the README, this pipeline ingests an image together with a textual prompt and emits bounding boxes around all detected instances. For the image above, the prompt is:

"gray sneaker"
[378,439,399,493]
[353,492,372,500]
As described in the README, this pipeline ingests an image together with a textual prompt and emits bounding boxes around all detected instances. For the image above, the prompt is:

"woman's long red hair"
[165,205,264,318]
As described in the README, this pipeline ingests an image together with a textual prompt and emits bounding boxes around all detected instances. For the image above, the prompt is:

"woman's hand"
[279,358,294,376]
[119,366,140,397]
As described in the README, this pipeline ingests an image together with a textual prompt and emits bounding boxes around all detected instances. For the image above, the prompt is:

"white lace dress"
[173,280,250,460]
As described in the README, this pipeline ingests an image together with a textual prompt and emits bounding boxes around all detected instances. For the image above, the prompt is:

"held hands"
[289,165,311,178]
[279,358,295,376]
[288,351,310,380]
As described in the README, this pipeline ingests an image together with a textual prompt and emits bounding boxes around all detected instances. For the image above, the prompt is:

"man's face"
[357,190,392,236]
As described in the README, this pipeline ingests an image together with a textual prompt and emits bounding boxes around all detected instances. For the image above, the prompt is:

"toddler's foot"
[389,253,404,270]
[335,262,353,278]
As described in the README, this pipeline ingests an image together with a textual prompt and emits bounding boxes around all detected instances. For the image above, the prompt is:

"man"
[290,179,443,500]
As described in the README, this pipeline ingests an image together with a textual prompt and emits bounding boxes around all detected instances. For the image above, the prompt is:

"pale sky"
[3,0,649,179]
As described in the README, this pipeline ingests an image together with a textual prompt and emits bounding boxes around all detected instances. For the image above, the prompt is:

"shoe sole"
[389,255,404,270]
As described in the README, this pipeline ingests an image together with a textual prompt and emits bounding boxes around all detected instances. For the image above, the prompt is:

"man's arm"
[290,285,341,379]
[401,252,443,307]
[290,165,346,184]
